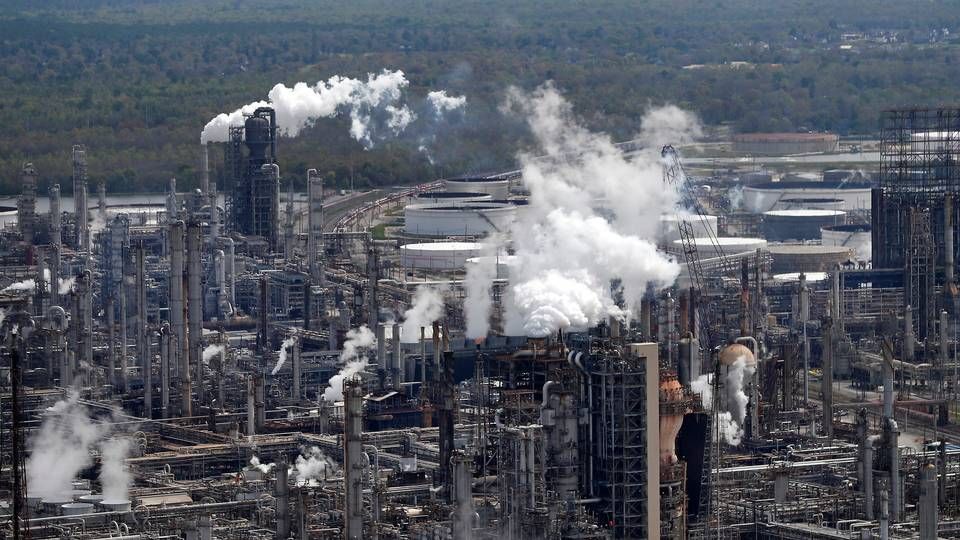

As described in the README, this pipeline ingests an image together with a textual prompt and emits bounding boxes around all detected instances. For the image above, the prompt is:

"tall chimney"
[71,145,88,251]
[160,323,171,418]
[392,322,402,388]
[200,143,210,195]
[18,163,37,245]
[187,221,203,406]
[307,169,325,285]
[292,336,301,401]
[137,243,151,418]
[49,184,62,307]
[168,221,188,414]
[343,378,365,540]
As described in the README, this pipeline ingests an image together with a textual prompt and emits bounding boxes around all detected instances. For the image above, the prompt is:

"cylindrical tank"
[762,209,846,241]
[400,242,486,270]
[244,116,271,160]
[61,502,94,516]
[99,499,132,512]
[659,214,719,244]
[771,272,829,284]
[404,202,516,237]
[41,496,72,514]
[776,197,845,211]
[743,180,873,213]
[465,255,518,279]
[413,191,493,205]
[820,224,871,261]
[766,244,855,273]
[670,237,767,259]
[443,176,510,199]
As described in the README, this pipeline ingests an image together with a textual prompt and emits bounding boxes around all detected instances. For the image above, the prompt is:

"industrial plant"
[2,99,960,540]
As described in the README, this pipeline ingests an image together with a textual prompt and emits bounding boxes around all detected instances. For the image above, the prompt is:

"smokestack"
[98,181,106,218]
[19,163,37,245]
[343,378,364,540]
[168,221,188,414]
[160,324,171,418]
[255,374,265,430]
[307,169,325,285]
[452,450,475,539]
[376,323,387,371]
[258,276,269,353]
[292,336,302,401]
[799,273,810,405]
[246,374,256,436]
[392,322,402,388]
[275,456,291,540]
[137,243,150,418]
[49,184,61,307]
[822,316,834,440]
[420,326,427,393]
[187,222,203,406]
[303,279,312,331]
[72,145,88,251]
[919,463,938,540]
[167,178,179,221]
[947,195,955,285]
[284,179,295,261]
[200,143,210,195]
[107,296,117,388]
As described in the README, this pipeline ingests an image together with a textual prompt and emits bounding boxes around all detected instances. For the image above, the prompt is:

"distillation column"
[187,221,203,406]
[169,221,188,415]
[49,184,62,308]
[137,243,151,418]
[307,169,324,285]
[344,378,365,540]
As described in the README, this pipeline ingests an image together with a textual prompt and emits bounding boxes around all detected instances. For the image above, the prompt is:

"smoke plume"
[427,90,467,117]
[400,286,445,343]
[463,242,500,340]
[322,325,376,402]
[202,344,225,364]
[99,437,132,502]
[691,355,755,446]
[201,70,465,150]
[27,392,111,499]
[290,446,337,487]
[249,455,275,474]
[2,269,76,295]
[270,337,297,375]
[482,84,691,337]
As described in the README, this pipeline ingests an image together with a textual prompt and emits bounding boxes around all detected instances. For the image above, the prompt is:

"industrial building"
[0,104,957,540]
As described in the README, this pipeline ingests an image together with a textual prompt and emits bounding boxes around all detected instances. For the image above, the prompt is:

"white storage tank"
[443,176,510,199]
[775,197,845,211]
[404,202,516,237]
[762,209,846,241]
[743,180,872,214]
[400,242,486,270]
[659,214,719,244]
[413,191,493,205]
[670,237,767,258]
[821,224,871,261]
[465,255,519,279]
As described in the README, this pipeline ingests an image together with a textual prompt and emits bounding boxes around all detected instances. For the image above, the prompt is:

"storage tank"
[61,502,94,516]
[771,272,829,284]
[743,180,873,214]
[443,176,510,199]
[659,214,719,244]
[776,198,845,211]
[821,224,871,261]
[762,209,846,241]
[400,242,486,270]
[670,237,767,259]
[465,255,518,279]
[404,202,516,237]
[766,244,854,273]
[99,499,132,512]
[413,191,493,205]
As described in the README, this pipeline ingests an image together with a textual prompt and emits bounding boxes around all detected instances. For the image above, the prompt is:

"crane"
[661,145,728,528]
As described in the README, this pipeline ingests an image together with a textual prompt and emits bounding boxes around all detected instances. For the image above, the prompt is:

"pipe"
[392,322,402,388]
[137,244,150,418]
[169,221,185,385]
[905,305,915,363]
[946,195,954,285]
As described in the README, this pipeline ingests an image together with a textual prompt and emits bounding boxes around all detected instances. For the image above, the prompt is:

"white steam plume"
[400,286,445,344]
[270,337,297,375]
[486,84,693,337]
[249,455,275,474]
[27,392,111,499]
[201,70,463,150]
[323,325,376,402]
[2,269,76,295]
[427,90,467,116]
[464,241,500,340]
[202,344,225,364]
[690,355,755,446]
[290,446,337,486]
[99,437,132,502]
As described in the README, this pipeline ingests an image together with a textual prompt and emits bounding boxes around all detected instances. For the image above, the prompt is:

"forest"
[1,0,960,194]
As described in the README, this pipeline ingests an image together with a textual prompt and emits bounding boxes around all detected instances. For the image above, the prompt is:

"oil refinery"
[2,99,960,540]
